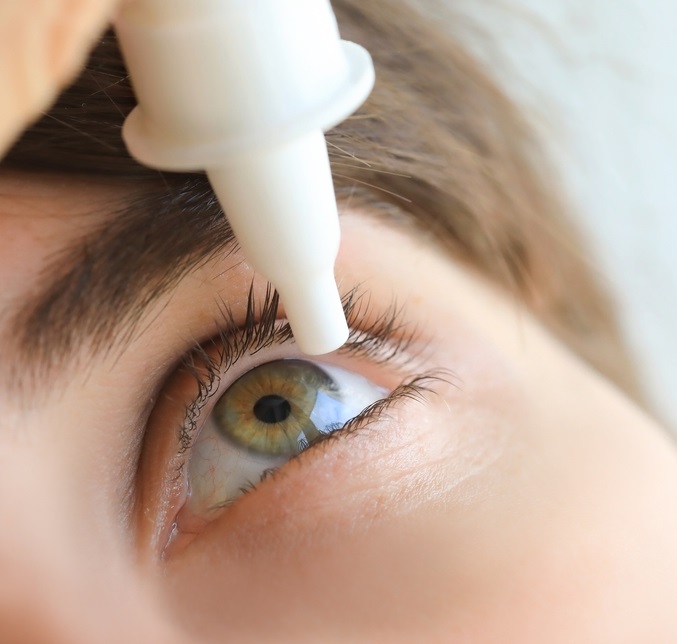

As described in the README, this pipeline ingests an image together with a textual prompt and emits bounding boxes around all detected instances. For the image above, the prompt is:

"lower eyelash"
[309,370,454,446]
[225,370,455,503]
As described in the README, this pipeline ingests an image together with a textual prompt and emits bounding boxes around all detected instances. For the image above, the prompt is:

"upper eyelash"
[339,287,421,364]
[176,282,421,455]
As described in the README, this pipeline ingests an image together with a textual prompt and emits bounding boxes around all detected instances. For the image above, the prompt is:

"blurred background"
[422,0,677,431]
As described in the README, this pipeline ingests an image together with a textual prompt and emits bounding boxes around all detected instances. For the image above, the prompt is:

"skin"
[1,175,677,643]
[2,4,677,643]
[0,0,121,155]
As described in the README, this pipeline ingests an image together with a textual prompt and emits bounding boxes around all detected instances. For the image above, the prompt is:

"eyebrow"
[9,174,237,379]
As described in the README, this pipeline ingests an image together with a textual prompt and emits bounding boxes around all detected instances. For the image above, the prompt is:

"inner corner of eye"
[175,358,385,525]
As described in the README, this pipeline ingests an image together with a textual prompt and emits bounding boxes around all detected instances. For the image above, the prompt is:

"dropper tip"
[279,274,349,356]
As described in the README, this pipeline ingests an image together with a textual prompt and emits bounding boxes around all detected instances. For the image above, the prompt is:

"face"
[0,170,676,643]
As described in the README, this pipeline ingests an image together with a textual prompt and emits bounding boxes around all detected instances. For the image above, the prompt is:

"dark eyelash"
[322,370,453,440]
[177,282,420,453]
[282,370,454,458]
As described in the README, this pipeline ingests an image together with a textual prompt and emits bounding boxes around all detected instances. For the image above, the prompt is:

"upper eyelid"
[182,282,420,410]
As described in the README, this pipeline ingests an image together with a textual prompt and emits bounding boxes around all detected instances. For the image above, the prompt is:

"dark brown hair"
[2,0,640,398]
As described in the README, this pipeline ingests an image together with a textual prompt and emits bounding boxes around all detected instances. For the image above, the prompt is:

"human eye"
[183,358,385,520]
[137,285,428,554]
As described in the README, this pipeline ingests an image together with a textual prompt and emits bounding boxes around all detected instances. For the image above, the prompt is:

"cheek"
[156,347,532,640]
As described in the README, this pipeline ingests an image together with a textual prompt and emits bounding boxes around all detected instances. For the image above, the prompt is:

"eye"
[182,359,386,522]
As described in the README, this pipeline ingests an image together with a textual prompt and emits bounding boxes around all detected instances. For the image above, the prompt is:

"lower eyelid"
[160,371,445,557]
[159,376,453,563]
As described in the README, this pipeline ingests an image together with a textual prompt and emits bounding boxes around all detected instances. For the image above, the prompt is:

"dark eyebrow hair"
[8,175,236,378]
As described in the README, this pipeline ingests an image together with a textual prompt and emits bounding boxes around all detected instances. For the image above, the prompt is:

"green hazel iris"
[212,359,339,456]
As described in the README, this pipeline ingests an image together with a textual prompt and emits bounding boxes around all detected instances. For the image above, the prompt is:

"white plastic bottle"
[115,0,375,355]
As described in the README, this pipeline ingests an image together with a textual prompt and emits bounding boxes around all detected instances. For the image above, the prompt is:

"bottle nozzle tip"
[279,275,348,356]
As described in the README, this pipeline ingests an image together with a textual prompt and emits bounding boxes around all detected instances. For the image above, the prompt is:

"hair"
[2,0,640,399]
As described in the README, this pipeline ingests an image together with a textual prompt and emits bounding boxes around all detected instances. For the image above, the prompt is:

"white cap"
[115,0,375,355]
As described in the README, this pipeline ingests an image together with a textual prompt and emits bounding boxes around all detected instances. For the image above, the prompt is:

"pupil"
[253,395,292,424]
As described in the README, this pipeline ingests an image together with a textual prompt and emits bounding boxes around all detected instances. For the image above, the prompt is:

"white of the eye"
[185,361,386,518]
